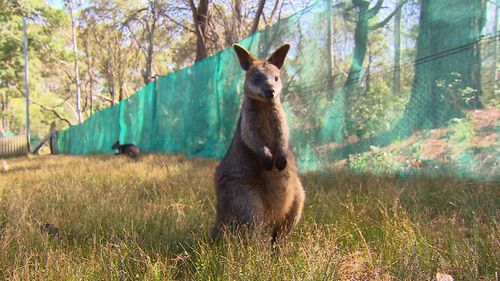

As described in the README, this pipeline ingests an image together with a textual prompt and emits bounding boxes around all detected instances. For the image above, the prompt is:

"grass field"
[0,154,498,280]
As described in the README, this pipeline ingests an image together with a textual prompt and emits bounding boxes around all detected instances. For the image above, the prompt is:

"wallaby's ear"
[267,44,290,69]
[233,44,255,71]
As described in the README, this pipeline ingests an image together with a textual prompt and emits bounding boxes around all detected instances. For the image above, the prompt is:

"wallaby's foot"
[271,242,281,258]
[275,151,287,171]
[261,148,274,171]
[210,225,222,242]
[271,229,283,257]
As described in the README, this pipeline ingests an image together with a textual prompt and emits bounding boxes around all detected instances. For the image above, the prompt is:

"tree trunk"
[232,0,243,41]
[326,0,333,90]
[495,0,499,91]
[23,17,31,151]
[68,0,82,124]
[249,0,266,36]
[190,0,209,62]
[0,93,8,134]
[142,2,158,85]
[495,0,499,87]
[343,0,370,136]
[366,46,372,93]
[110,86,116,106]
[109,72,116,105]
[83,39,94,115]
[119,87,125,102]
[392,2,401,96]
[143,35,154,84]
[403,0,486,130]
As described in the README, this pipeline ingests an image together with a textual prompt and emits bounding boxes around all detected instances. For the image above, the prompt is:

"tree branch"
[367,0,383,19]
[64,101,80,121]
[31,101,72,127]
[268,0,280,24]
[277,0,286,20]
[123,7,148,25]
[369,0,409,30]
[162,12,195,33]
[93,93,114,104]
[121,8,149,56]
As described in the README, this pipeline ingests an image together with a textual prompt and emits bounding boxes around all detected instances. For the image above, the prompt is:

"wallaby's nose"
[265,90,275,99]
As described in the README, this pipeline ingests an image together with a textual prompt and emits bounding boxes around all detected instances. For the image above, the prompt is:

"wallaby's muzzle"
[264,90,275,99]
[255,81,278,101]
[246,84,277,102]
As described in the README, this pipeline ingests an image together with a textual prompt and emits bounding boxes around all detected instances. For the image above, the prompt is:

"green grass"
[0,155,498,280]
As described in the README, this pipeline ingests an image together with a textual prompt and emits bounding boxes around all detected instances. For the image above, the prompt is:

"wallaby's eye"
[275,76,279,82]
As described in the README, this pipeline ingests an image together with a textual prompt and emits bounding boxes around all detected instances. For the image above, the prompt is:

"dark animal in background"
[40,223,61,238]
[211,44,305,248]
[112,140,140,158]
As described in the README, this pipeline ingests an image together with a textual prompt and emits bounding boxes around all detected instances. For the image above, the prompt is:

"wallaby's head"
[233,44,290,103]
[111,140,120,150]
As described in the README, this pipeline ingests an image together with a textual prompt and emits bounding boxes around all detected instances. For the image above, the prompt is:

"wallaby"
[212,44,305,247]
[40,222,61,238]
[112,140,140,158]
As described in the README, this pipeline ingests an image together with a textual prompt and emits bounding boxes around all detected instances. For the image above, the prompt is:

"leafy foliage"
[0,0,69,136]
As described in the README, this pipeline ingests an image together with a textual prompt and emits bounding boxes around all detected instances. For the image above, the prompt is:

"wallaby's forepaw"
[261,148,274,171]
[261,154,274,171]
[276,152,287,171]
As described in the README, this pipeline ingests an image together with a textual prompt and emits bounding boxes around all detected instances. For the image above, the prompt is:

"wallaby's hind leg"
[271,187,305,246]
[211,182,263,241]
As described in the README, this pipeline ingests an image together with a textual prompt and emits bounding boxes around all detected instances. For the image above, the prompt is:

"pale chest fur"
[254,105,287,153]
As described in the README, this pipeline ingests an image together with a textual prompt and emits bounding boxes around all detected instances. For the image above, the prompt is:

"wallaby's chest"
[255,109,279,148]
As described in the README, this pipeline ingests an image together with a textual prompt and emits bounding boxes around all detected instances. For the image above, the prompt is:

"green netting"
[56,0,499,181]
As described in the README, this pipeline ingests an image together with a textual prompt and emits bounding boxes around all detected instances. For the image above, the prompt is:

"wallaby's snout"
[111,141,119,150]
[264,89,275,100]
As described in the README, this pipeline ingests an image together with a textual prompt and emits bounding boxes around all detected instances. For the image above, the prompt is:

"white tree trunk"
[68,0,82,124]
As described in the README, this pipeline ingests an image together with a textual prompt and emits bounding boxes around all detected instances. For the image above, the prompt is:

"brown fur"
[212,44,305,245]
[112,140,140,159]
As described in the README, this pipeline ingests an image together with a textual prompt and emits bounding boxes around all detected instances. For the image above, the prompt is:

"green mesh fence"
[56,0,499,181]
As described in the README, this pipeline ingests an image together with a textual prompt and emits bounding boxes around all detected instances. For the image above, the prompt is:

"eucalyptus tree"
[402,0,486,130]
[79,1,140,106]
[122,0,177,84]
[0,0,69,134]
[341,0,409,136]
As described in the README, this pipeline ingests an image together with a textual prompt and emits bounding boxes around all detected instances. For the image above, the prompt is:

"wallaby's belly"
[216,141,300,225]
[260,170,298,224]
